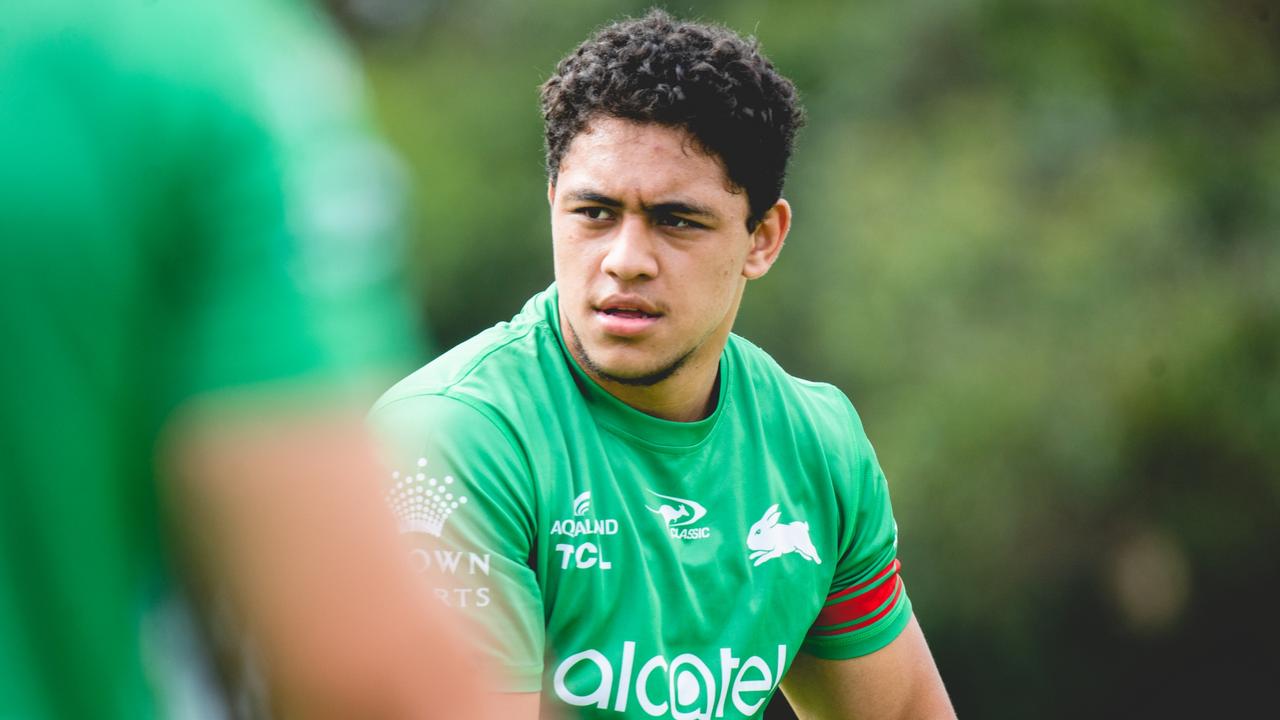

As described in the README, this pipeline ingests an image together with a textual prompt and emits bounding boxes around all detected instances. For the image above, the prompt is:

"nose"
[599,215,659,281]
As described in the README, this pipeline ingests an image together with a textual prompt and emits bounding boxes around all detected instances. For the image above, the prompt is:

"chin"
[587,350,655,378]
[581,345,691,388]
[565,315,691,387]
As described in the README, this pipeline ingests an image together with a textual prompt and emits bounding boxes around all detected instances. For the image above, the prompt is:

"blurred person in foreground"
[369,10,954,719]
[0,0,494,717]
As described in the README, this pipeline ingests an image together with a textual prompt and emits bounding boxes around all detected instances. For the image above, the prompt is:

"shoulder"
[368,359,538,512]
[727,334,880,489]
[370,289,566,445]
[378,306,555,405]
[728,334,866,447]
[367,303,557,534]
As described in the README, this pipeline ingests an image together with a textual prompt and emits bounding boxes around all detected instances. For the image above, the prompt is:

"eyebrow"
[565,190,718,220]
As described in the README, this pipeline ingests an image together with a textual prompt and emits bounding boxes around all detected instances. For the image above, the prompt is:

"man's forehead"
[556,117,741,204]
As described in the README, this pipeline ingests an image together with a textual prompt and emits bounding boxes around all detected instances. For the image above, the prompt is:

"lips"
[599,307,659,319]
[595,295,661,316]
[592,296,663,336]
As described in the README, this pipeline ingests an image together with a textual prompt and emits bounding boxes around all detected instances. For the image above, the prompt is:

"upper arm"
[489,692,541,720]
[786,396,953,718]
[782,614,955,720]
[802,396,911,659]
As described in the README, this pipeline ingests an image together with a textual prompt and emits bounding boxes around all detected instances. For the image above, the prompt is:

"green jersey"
[0,1,414,717]
[371,287,910,719]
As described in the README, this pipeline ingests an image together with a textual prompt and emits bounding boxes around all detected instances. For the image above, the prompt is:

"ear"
[742,198,790,280]
[765,504,781,525]
[547,181,556,207]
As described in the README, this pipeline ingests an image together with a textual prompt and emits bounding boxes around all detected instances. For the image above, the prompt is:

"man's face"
[550,117,781,387]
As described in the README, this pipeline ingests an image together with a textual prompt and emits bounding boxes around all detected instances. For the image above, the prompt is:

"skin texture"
[550,116,789,422]
[166,402,503,719]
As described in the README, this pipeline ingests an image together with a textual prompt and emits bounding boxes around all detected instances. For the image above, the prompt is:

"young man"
[371,10,955,719]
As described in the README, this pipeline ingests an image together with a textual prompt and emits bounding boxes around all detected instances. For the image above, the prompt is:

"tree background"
[331,0,1280,716]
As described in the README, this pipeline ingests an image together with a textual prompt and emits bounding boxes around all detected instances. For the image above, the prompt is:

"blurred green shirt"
[0,0,417,716]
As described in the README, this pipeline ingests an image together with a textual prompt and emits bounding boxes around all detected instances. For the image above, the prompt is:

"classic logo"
[387,457,468,537]
[746,504,820,566]
[646,490,711,540]
[553,641,787,719]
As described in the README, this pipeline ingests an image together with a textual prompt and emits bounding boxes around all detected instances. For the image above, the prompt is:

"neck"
[591,348,724,422]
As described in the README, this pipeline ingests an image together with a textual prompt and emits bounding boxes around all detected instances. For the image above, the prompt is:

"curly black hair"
[540,9,805,230]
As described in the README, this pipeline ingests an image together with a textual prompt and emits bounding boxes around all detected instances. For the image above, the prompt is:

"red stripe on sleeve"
[813,576,903,636]
[815,565,903,628]
[823,559,900,605]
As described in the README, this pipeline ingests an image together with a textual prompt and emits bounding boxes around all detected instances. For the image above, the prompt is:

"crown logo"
[387,457,468,537]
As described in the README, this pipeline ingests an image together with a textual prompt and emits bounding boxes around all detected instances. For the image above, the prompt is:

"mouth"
[597,307,661,320]
[592,299,663,336]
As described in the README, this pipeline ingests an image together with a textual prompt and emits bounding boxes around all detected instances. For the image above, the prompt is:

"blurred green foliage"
[340,0,1279,715]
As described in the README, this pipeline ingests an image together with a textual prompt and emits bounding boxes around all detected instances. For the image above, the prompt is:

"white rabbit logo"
[746,504,821,566]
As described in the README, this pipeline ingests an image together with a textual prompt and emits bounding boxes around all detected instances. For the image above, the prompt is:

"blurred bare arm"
[492,692,541,719]
[165,401,499,719]
[781,614,955,720]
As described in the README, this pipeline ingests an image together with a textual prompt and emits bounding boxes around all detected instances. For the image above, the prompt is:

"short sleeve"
[801,398,912,660]
[369,393,545,691]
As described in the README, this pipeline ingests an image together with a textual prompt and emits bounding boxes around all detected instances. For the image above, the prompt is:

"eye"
[657,214,705,230]
[574,207,613,221]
